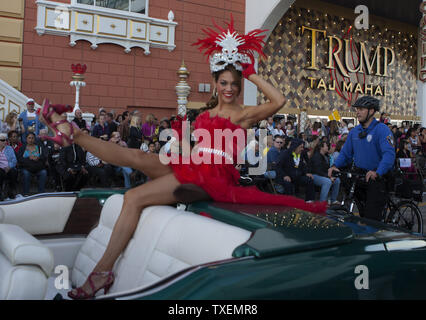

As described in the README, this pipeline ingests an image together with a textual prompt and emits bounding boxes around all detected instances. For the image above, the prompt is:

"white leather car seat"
[48,194,251,299]
[0,224,54,299]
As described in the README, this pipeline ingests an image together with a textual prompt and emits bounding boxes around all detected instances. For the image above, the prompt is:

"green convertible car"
[0,189,425,300]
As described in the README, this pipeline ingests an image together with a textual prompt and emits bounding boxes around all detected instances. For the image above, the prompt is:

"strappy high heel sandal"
[38,99,74,146]
[67,271,115,300]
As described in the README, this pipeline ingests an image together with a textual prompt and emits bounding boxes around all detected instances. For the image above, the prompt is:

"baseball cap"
[26,98,35,104]
[348,123,354,128]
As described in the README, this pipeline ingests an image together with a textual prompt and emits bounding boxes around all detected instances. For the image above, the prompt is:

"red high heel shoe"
[67,271,115,300]
[38,99,74,146]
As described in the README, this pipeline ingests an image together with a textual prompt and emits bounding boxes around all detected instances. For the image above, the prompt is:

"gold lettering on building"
[302,26,326,70]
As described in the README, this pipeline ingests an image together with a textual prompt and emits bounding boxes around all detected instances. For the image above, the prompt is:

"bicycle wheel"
[388,201,423,234]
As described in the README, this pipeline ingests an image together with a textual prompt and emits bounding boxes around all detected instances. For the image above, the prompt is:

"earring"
[213,88,217,98]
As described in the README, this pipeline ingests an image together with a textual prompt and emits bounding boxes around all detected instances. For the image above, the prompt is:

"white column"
[244,0,295,106]
[418,81,426,126]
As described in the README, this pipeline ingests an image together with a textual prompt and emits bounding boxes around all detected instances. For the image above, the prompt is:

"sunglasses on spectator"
[274,141,283,144]
[0,139,6,142]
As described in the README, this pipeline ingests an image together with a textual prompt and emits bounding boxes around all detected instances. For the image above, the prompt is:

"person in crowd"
[406,127,421,155]
[128,114,142,149]
[141,113,156,143]
[266,116,275,135]
[311,121,321,136]
[396,139,413,159]
[39,19,325,299]
[72,108,88,130]
[329,96,395,221]
[304,119,313,138]
[276,139,315,201]
[310,140,340,204]
[86,137,111,187]
[1,111,19,134]
[18,98,45,142]
[285,121,296,138]
[330,140,345,166]
[306,135,320,159]
[147,142,156,153]
[158,118,171,148]
[396,138,417,179]
[328,120,339,144]
[92,113,109,138]
[58,142,89,191]
[419,127,426,155]
[17,132,47,195]
[265,136,285,194]
[105,132,133,188]
[118,111,130,143]
[256,119,268,137]
[272,121,285,137]
[106,112,118,138]
[47,142,63,191]
[7,130,22,154]
[283,136,292,150]
[0,133,18,199]
[262,135,273,157]
[339,121,349,135]
[116,114,123,124]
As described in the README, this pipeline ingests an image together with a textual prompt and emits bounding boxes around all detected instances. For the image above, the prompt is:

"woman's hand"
[240,61,256,80]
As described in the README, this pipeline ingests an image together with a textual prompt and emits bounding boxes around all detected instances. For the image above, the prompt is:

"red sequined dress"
[170,111,327,215]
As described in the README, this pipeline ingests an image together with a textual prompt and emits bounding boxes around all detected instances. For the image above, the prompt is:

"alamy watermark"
[158,123,268,176]
[354,265,369,290]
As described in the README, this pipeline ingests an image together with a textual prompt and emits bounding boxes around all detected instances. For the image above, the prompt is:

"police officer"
[328,96,395,221]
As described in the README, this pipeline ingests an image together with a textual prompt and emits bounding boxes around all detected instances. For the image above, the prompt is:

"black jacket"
[276,149,310,182]
[17,142,47,173]
[58,144,86,175]
[310,151,330,177]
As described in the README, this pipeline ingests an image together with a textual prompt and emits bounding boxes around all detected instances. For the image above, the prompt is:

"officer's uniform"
[334,118,396,220]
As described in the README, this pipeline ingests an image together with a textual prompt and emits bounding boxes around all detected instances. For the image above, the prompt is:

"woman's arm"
[239,73,285,128]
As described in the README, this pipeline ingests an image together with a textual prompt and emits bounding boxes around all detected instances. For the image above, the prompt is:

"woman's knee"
[123,187,147,212]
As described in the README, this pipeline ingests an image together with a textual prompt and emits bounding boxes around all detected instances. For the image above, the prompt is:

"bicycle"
[330,169,423,234]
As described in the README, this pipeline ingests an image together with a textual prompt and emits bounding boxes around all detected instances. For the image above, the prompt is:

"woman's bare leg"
[42,110,172,180]
[70,173,181,295]
[74,130,172,179]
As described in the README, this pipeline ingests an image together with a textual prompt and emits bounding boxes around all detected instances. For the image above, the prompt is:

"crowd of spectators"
[0,99,425,203]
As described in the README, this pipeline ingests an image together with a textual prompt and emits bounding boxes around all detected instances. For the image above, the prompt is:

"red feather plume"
[193,14,267,62]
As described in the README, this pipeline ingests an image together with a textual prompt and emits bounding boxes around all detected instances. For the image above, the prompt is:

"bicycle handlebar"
[331,169,367,180]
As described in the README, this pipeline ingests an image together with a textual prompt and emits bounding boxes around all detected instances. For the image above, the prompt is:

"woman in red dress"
[39,17,326,299]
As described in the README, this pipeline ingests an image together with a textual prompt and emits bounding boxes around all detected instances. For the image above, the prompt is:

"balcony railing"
[35,0,177,54]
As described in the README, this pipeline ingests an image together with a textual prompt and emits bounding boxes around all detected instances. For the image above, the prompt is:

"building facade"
[0,0,424,126]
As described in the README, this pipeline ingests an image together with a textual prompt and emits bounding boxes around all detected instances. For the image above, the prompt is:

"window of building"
[76,0,146,14]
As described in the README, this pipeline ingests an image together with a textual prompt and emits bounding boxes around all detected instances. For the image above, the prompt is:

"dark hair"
[7,130,18,138]
[283,137,293,149]
[406,128,415,137]
[314,140,329,154]
[26,132,36,139]
[106,112,114,119]
[335,140,345,152]
[312,122,321,131]
[398,139,408,151]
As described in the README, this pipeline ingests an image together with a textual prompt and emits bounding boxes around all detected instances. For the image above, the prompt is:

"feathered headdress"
[193,14,267,73]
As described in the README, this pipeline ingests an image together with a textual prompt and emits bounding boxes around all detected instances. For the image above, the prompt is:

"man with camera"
[328,96,395,221]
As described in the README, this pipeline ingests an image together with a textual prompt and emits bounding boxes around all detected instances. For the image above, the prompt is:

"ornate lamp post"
[176,60,190,117]
[70,63,86,111]
[68,63,94,126]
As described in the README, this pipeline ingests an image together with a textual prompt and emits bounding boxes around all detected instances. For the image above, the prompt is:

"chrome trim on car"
[98,256,255,300]
[0,192,78,205]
